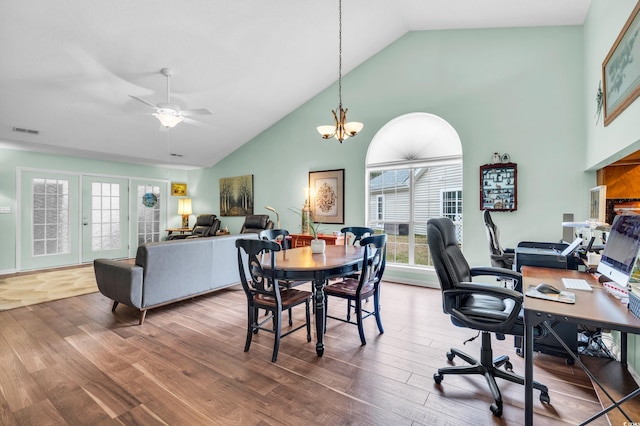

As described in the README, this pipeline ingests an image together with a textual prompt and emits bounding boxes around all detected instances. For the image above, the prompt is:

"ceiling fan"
[129,67,212,128]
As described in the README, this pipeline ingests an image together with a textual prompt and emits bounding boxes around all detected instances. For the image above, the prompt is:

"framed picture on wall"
[603,2,640,126]
[479,163,517,211]
[308,169,344,224]
[171,182,187,196]
[589,185,607,223]
[219,174,254,216]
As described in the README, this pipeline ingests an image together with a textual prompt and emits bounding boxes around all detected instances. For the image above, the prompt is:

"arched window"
[366,112,462,267]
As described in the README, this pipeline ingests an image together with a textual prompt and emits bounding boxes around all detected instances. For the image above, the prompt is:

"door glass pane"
[32,178,70,256]
[91,182,122,251]
[137,185,161,245]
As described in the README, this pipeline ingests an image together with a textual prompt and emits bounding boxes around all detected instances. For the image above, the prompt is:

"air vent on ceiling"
[12,127,39,135]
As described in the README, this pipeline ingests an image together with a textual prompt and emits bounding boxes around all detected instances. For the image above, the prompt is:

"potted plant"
[289,207,325,253]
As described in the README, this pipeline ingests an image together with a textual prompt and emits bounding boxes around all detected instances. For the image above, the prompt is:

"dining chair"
[341,226,374,246]
[236,238,312,362]
[324,234,387,345]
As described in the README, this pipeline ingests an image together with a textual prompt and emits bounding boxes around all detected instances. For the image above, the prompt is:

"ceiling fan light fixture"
[154,111,183,128]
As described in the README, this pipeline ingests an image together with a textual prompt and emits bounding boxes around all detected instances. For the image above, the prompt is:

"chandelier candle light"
[316,0,363,143]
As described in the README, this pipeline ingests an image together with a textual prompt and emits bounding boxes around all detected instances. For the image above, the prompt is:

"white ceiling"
[0,0,590,169]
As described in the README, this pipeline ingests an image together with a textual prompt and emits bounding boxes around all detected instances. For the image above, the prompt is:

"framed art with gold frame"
[171,182,187,196]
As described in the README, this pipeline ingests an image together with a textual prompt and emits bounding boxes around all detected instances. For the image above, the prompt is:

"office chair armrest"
[470,266,523,291]
[443,283,523,333]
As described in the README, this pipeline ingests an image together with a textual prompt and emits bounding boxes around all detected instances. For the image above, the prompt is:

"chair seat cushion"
[324,278,374,298]
[254,289,311,309]
[458,294,517,323]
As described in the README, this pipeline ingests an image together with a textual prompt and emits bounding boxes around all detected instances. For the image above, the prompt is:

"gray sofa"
[94,233,256,324]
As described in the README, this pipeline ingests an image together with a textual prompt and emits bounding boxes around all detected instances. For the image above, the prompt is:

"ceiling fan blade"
[182,117,214,129]
[181,108,212,116]
[129,95,158,109]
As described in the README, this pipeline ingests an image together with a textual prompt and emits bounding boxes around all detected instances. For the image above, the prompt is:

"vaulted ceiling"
[0,0,590,169]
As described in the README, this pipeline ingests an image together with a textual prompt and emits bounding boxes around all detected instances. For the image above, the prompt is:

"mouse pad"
[525,285,575,304]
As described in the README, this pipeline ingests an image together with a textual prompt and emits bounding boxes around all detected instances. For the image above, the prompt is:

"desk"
[260,245,364,356]
[289,233,344,248]
[523,266,640,425]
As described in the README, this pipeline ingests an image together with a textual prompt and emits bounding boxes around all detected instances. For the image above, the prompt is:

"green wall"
[190,24,590,284]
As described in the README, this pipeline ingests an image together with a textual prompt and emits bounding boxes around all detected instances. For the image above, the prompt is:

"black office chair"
[427,217,549,417]
[236,238,312,362]
[482,210,515,269]
[324,234,387,345]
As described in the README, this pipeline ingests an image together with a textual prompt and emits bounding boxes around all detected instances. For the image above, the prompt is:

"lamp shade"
[177,198,192,215]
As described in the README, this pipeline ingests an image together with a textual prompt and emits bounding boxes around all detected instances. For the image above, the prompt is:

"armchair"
[169,214,220,240]
[240,214,274,234]
[427,217,549,417]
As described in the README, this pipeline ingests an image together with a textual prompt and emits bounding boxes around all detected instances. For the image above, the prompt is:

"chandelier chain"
[338,0,342,108]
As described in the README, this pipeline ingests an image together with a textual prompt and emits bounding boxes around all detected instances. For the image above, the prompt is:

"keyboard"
[561,278,593,292]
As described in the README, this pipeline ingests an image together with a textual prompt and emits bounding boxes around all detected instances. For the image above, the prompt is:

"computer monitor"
[597,215,640,286]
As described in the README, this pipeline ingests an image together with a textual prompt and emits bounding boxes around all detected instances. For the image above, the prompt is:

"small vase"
[310,238,326,254]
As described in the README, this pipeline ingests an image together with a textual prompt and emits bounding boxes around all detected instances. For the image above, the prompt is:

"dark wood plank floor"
[0,269,629,425]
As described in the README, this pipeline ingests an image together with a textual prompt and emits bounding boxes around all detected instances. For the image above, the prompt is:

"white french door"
[81,176,130,262]
[18,170,169,271]
[19,170,80,271]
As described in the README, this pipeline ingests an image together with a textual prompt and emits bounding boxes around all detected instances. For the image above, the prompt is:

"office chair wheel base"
[565,357,575,366]
[433,373,443,384]
[490,403,502,417]
[540,391,550,404]
[446,351,455,361]
[504,361,513,371]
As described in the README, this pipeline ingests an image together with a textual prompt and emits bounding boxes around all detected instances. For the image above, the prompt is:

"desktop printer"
[514,238,582,272]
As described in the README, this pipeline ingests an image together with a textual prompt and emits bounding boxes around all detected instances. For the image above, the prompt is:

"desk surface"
[522,266,640,425]
[522,266,640,333]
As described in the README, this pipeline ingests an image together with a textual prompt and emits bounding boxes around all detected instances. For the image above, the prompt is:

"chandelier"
[316,0,363,143]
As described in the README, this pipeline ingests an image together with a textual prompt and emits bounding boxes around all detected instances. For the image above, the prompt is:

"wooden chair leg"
[305,300,312,342]
[139,310,147,325]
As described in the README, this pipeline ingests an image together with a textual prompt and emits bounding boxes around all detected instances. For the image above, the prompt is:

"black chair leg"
[434,332,549,417]
[305,300,312,342]
[245,306,255,352]
[374,291,384,334]
[356,299,366,345]
[271,309,282,362]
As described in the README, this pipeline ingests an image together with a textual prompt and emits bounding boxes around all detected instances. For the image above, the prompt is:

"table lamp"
[177,198,192,228]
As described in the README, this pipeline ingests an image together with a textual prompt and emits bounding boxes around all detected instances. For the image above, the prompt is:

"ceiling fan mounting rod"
[161,67,173,103]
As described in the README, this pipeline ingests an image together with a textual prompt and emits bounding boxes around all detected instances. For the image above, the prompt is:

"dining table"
[260,244,365,356]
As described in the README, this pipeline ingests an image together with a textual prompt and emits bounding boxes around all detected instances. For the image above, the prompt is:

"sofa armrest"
[94,259,144,309]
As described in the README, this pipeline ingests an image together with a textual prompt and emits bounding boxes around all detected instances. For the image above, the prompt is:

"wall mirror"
[480,163,517,211]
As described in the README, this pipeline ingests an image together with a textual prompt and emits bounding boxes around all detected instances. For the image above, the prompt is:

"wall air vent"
[170,153,183,157]
[12,127,39,135]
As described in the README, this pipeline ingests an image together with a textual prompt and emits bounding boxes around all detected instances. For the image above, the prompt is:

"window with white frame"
[365,113,463,268]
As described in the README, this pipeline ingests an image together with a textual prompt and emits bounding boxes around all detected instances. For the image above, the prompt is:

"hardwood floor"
[0,268,627,425]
